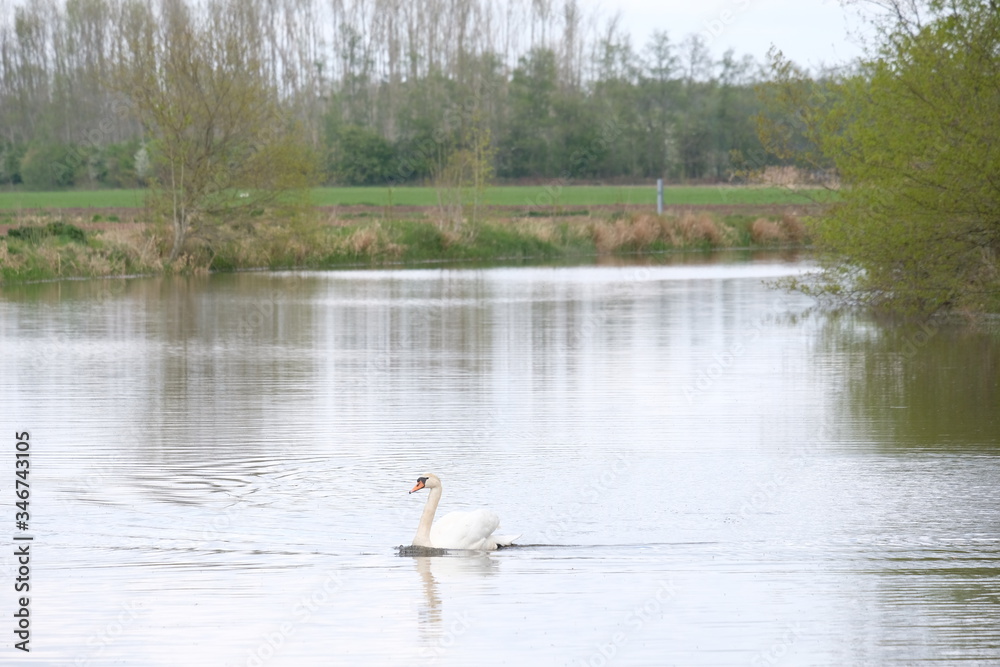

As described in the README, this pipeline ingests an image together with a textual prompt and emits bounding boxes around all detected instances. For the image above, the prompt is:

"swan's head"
[408,473,441,494]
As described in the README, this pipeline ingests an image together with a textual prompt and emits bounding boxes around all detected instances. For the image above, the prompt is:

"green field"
[0,185,830,211]
[0,189,146,210]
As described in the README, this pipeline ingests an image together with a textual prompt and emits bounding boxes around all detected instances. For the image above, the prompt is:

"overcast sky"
[584,0,874,68]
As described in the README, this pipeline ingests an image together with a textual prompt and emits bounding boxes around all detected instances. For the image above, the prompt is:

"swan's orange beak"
[409,479,426,494]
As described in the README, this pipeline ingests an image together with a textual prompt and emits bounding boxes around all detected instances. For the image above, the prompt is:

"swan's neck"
[413,485,441,547]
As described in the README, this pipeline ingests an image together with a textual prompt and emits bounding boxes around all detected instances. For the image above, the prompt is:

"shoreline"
[0,204,818,285]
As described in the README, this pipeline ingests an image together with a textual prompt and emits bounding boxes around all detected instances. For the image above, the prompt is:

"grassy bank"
[0,184,832,211]
[0,209,811,284]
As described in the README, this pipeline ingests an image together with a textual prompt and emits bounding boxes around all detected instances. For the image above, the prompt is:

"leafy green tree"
[501,48,559,177]
[553,95,609,178]
[634,31,680,178]
[387,73,460,183]
[327,124,396,185]
[111,0,318,262]
[762,0,1000,315]
[99,140,143,188]
[20,143,80,189]
[0,143,27,185]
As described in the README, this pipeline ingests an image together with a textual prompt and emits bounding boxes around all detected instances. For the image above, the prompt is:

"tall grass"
[0,216,163,282]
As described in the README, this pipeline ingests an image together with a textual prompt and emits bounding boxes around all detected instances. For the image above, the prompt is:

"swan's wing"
[431,509,501,550]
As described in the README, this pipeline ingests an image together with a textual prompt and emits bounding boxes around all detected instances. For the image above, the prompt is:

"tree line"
[0,0,778,189]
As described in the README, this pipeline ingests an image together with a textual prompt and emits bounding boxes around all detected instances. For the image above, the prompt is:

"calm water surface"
[1,255,998,666]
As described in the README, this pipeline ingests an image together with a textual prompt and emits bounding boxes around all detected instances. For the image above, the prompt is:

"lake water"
[1,255,998,666]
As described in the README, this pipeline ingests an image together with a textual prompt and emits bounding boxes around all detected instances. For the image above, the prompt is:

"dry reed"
[779,213,807,243]
[589,212,734,252]
[590,212,735,252]
[748,213,808,245]
[749,218,784,244]
[338,225,403,260]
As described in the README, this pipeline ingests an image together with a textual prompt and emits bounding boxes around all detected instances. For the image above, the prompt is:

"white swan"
[409,473,520,551]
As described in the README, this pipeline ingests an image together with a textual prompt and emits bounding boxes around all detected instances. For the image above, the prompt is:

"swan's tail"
[493,534,521,547]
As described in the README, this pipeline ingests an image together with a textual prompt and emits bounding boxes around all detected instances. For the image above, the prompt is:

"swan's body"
[409,473,519,550]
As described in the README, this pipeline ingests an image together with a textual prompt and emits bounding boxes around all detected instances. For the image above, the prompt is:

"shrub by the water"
[7,221,87,244]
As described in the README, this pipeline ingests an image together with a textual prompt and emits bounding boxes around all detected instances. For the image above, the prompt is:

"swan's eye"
[417,477,428,484]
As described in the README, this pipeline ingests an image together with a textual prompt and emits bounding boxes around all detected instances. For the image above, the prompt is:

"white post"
[656,178,664,215]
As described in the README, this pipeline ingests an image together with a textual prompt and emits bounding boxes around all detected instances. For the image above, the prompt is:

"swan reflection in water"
[409,551,501,657]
